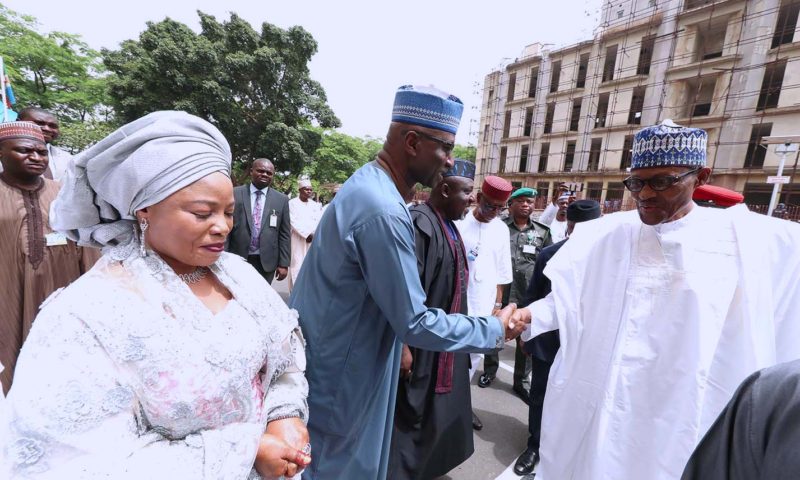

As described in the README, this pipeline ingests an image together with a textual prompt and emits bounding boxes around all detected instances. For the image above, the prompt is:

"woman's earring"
[139,218,149,257]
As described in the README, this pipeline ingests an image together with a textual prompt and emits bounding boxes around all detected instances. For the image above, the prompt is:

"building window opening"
[550,60,562,93]
[538,143,550,173]
[570,99,582,132]
[520,145,529,172]
[544,103,556,134]
[595,93,610,128]
[772,0,800,48]
[628,86,646,124]
[686,76,715,118]
[564,141,576,171]
[602,45,618,82]
[744,123,773,168]
[577,53,590,88]
[695,22,726,61]
[637,35,655,75]
[529,67,539,97]
[757,60,787,111]
[523,107,534,136]
[587,138,602,171]
[507,72,517,101]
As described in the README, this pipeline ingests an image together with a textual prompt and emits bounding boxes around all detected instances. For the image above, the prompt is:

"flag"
[1,61,17,121]
[4,74,16,107]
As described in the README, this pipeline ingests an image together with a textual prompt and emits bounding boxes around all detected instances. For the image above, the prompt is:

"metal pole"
[767,151,787,217]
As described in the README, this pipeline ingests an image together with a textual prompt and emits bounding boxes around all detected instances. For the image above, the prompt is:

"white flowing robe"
[523,205,800,480]
[1,246,308,479]
[288,197,321,290]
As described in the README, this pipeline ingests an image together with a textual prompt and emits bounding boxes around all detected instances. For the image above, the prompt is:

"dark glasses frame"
[623,168,701,192]
[405,130,455,153]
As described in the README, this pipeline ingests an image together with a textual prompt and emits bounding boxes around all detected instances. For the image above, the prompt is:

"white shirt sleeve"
[520,293,559,341]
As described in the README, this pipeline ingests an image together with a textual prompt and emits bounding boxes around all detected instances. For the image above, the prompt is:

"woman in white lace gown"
[1,112,310,479]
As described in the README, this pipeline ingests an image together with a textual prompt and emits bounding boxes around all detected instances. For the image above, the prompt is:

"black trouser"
[527,356,553,451]
[483,338,531,387]
[247,255,276,284]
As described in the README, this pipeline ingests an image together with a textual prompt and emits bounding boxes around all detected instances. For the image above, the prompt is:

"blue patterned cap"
[442,158,475,179]
[632,119,707,170]
[392,85,464,134]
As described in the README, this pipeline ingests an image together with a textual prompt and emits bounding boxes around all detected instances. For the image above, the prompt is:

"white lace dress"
[1,242,308,479]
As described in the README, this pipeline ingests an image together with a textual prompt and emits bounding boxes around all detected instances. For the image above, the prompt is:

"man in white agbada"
[288,178,321,291]
[547,194,570,243]
[513,120,800,480]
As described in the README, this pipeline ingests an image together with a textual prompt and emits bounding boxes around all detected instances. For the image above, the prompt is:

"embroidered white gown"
[1,240,308,479]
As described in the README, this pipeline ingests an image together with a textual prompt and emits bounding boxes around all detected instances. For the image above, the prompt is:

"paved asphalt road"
[273,277,536,480]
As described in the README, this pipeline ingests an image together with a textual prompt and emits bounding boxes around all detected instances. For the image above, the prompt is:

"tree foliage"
[102,11,340,174]
[453,144,477,162]
[306,128,382,185]
[58,118,119,154]
[0,3,110,122]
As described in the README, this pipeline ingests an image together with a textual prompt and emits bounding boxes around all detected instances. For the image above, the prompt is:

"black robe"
[388,203,473,480]
[682,359,800,480]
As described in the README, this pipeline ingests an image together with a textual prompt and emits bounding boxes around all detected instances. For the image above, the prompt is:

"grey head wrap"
[50,111,232,248]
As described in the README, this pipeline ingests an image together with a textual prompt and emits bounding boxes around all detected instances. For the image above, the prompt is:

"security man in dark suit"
[226,158,291,283]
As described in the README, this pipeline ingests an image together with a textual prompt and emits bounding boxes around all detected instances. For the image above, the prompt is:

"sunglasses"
[407,130,455,153]
[623,168,701,192]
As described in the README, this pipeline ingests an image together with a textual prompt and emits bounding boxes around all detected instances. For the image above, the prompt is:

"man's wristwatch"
[494,302,502,308]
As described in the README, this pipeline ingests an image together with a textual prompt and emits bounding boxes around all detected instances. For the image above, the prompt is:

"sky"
[3,0,603,145]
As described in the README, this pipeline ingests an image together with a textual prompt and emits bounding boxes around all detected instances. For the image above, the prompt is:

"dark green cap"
[510,187,537,199]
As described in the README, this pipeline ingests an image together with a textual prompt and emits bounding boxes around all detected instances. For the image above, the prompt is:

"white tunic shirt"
[288,197,322,288]
[522,205,800,480]
[456,212,512,316]
[548,217,568,243]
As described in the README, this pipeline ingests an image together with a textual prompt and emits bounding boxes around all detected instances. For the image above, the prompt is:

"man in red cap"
[692,184,744,208]
[455,175,513,430]
[0,121,93,393]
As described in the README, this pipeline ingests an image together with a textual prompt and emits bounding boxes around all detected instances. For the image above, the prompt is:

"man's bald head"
[430,175,474,221]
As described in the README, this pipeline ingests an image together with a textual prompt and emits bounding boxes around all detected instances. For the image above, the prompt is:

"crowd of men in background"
[3,83,800,480]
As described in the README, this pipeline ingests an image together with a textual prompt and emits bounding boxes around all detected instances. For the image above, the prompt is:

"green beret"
[510,187,537,199]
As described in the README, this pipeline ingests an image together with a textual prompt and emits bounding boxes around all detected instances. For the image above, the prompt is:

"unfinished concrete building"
[475,0,800,213]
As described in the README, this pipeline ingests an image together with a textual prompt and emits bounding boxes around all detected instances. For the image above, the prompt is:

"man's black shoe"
[513,447,539,476]
[472,411,483,431]
[478,373,495,388]
[512,384,530,404]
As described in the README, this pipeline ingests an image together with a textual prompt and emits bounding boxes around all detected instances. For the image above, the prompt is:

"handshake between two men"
[495,303,531,341]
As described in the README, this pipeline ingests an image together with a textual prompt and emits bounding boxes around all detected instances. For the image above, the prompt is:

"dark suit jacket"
[521,239,566,361]
[226,184,291,273]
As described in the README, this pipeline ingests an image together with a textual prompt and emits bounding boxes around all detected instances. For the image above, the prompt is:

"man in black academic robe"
[681,359,800,480]
[388,159,476,480]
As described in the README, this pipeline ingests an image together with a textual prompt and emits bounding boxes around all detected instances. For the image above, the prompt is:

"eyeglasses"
[623,168,701,192]
[481,198,506,212]
[406,130,455,153]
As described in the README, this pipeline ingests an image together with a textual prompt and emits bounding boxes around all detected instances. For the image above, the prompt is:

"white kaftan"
[1,243,308,480]
[548,218,568,243]
[523,205,800,480]
[456,212,512,379]
[288,197,321,291]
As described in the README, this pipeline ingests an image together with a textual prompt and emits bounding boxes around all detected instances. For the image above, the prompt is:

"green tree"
[0,3,110,122]
[102,12,340,175]
[58,118,118,154]
[307,129,383,185]
[453,144,476,162]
